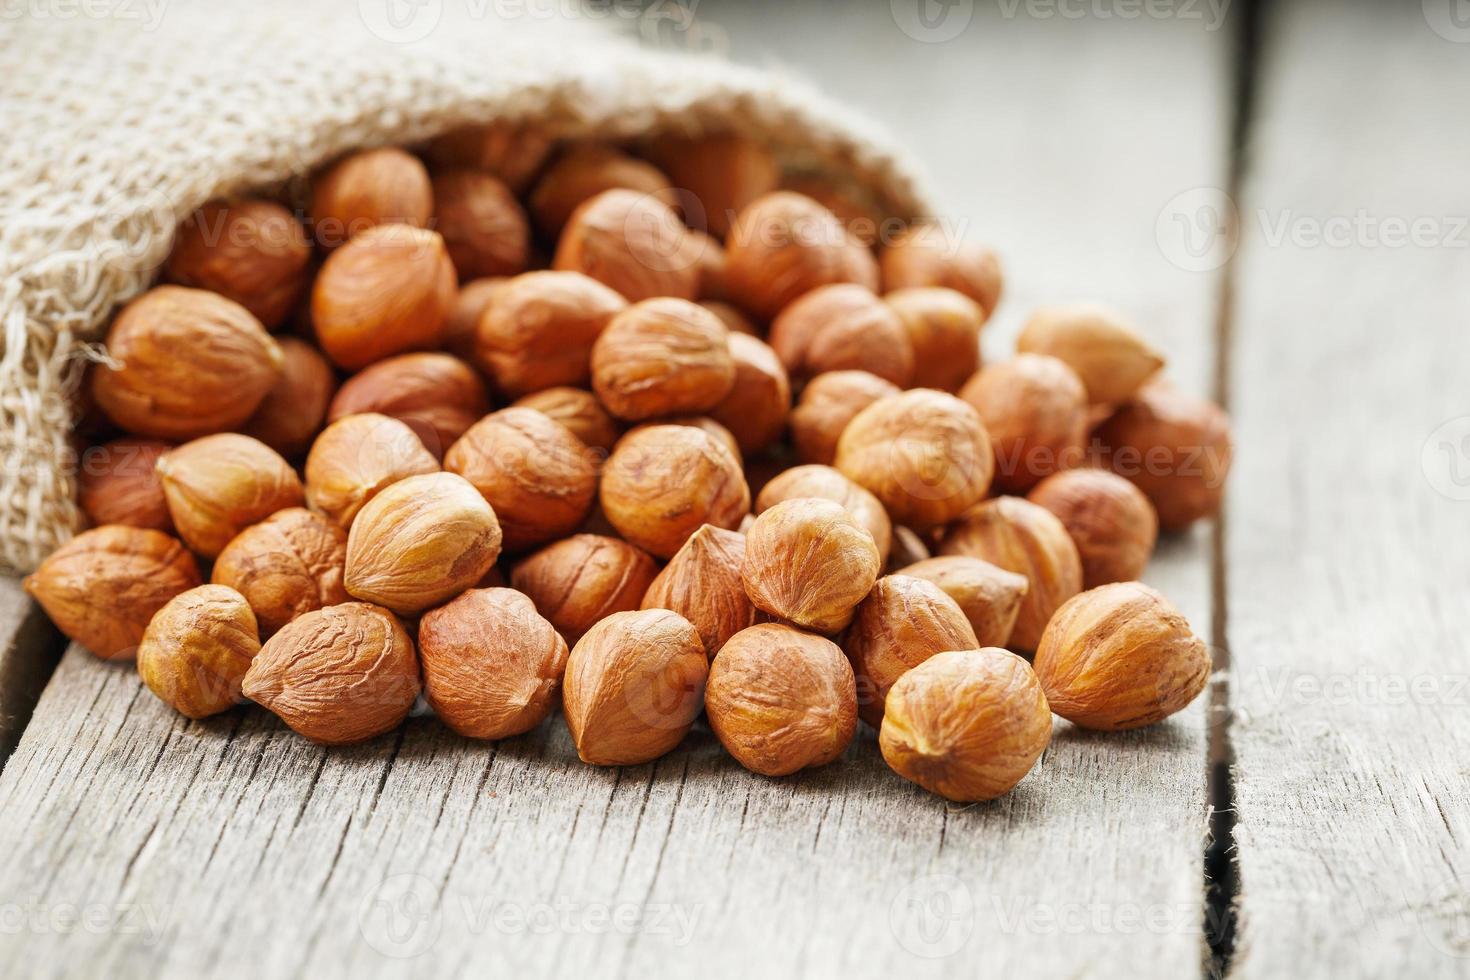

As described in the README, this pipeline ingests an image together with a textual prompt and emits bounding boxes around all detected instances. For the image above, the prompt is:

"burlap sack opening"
[0,1,931,574]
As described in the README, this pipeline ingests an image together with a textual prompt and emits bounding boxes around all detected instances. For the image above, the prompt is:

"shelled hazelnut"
[789,370,901,466]
[328,352,490,459]
[960,353,1089,494]
[724,192,879,320]
[885,287,985,392]
[475,270,627,397]
[309,147,432,247]
[77,438,173,531]
[303,413,440,528]
[211,507,349,635]
[553,189,700,303]
[768,283,915,387]
[156,434,304,558]
[590,298,735,420]
[1017,304,1164,406]
[641,524,754,657]
[898,556,1029,649]
[512,534,659,645]
[689,230,730,301]
[511,387,620,452]
[756,464,892,565]
[626,415,741,462]
[707,333,791,455]
[445,277,507,361]
[165,199,311,329]
[137,584,260,719]
[642,134,779,240]
[244,337,337,459]
[780,173,888,247]
[1028,469,1158,587]
[529,144,674,237]
[700,300,757,336]
[432,169,531,279]
[879,225,1004,317]
[426,122,554,194]
[742,497,881,634]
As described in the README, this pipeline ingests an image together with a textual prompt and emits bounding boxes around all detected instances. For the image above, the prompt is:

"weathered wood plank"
[0,577,62,766]
[1227,1,1470,976]
[0,5,1230,977]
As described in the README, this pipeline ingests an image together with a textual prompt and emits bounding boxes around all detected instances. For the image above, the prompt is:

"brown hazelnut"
[309,147,432,247]
[92,286,283,440]
[512,534,659,645]
[706,333,791,455]
[303,413,440,527]
[834,389,994,530]
[789,370,901,466]
[244,337,338,459]
[742,497,882,634]
[243,601,419,744]
[689,230,730,301]
[311,224,457,369]
[432,169,531,279]
[880,225,1004,316]
[156,434,305,558]
[530,144,674,238]
[328,352,490,459]
[780,173,887,247]
[24,525,202,660]
[600,424,750,558]
[425,122,554,194]
[77,438,173,531]
[474,270,627,397]
[844,574,978,726]
[590,298,735,420]
[705,623,856,776]
[1091,381,1233,530]
[137,584,260,718]
[642,134,779,240]
[960,353,1089,493]
[1034,582,1209,730]
[344,471,502,614]
[552,189,700,302]
[938,496,1083,651]
[756,464,891,565]
[1017,304,1165,405]
[444,407,597,551]
[418,587,569,740]
[641,524,754,658]
[444,276,509,361]
[211,507,349,635]
[884,287,985,392]
[511,387,620,453]
[725,192,879,320]
[898,556,1029,648]
[700,300,757,335]
[769,283,915,386]
[562,609,708,766]
[626,415,741,462]
[880,648,1051,802]
[1028,469,1158,588]
[165,199,311,329]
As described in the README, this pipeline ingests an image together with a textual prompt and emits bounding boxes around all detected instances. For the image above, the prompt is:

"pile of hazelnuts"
[24,124,1233,803]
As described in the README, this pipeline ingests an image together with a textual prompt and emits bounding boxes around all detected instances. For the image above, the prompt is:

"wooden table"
[1,1,1467,976]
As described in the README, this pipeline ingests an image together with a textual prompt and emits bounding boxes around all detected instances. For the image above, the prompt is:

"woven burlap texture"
[0,2,932,574]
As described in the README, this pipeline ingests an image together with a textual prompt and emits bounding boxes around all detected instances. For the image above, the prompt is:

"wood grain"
[1226,1,1470,975]
[0,5,1229,977]
[0,577,63,767]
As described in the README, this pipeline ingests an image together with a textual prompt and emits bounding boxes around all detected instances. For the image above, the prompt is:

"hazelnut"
[344,471,502,614]
[432,169,531,279]
[309,147,432,247]
[511,534,659,645]
[244,337,337,459]
[887,525,932,571]
[600,424,750,558]
[641,134,779,240]
[938,496,1083,651]
[960,354,1089,493]
[780,173,886,247]
[769,283,915,386]
[77,438,173,531]
[641,524,754,657]
[211,507,349,635]
[1034,582,1209,730]
[311,224,457,369]
[689,230,730,300]
[898,556,1029,648]
[165,199,311,329]
[242,601,419,744]
[844,574,978,726]
[425,122,554,194]
[137,584,259,718]
[756,464,891,565]
[700,300,757,336]
[529,144,674,238]
[418,588,569,740]
[834,389,994,530]
[510,387,620,453]
[1091,381,1233,530]
[328,352,490,459]
[789,370,901,466]
[742,497,881,634]
[1017,304,1165,406]
[474,270,627,397]
[23,525,202,660]
[92,285,283,440]
[562,609,708,766]
[156,434,304,558]
[1028,469,1158,587]
[706,333,791,455]
[626,415,741,462]
[590,298,735,420]
[725,192,879,320]
[705,623,856,776]
[879,225,1004,316]
[879,648,1052,802]
[445,276,509,361]
[444,407,597,551]
[884,287,985,392]
[303,413,440,527]
[552,189,700,302]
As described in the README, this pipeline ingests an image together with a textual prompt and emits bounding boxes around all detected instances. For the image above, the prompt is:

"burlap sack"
[0,0,930,574]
